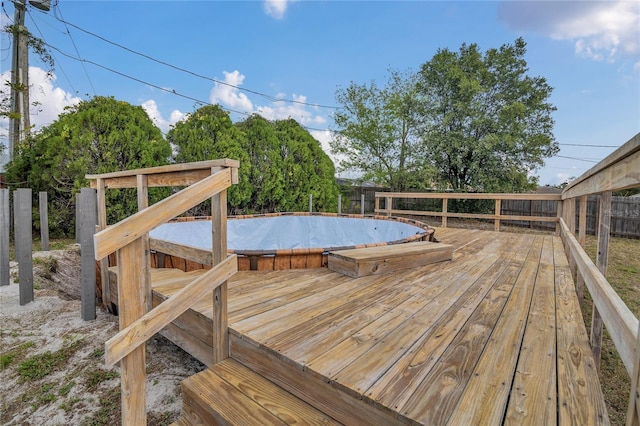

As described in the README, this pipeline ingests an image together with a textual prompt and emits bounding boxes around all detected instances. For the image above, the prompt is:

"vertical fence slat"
[309,194,313,213]
[442,198,448,228]
[386,196,392,217]
[577,195,587,304]
[494,199,501,232]
[79,188,97,321]
[14,189,33,305]
[0,189,10,286]
[592,191,612,371]
[39,192,49,251]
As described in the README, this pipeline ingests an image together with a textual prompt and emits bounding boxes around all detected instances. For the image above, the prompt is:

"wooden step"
[178,358,342,425]
[328,241,454,277]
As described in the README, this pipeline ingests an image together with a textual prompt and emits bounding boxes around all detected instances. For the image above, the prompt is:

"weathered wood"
[328,242,453,278]
[560,218,638,376]
[627,322,640,426]
[338,194,342,214]
[137,174,151,313]
[360,193,365,215]
[375,192,563,201]
[94,168,231,260]
[379,208,561,223]
[554,236,609,425]
[105,254,237,367]
[592,191,612,371]
[0,189,9,286]
[442,198,448,227]
[79,188,97,321]
[494,198,501,232]
[38,192,49,251]
[117,238,147,425]
[566,197,577,278]
[14,189,33,305]
[86,159,239,181]
[563,133,640,199]
[96,178,112,311]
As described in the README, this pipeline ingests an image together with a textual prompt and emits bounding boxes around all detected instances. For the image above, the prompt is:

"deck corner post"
[211,180,229,364]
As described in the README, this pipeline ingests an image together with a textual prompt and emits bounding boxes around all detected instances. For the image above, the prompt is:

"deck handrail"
[94,168,231,259]
[87,160,238,425]
[374,191,562,231]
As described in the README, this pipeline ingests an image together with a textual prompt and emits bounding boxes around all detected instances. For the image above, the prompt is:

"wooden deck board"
[146,228,608,425]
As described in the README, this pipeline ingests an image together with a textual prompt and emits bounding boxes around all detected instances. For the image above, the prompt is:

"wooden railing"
[375,192,562,232]
[87,160,239,425]
[558,133,640,425]
[374,132,640,424]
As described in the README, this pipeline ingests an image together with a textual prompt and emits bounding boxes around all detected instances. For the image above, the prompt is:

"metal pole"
[9,0,30,161]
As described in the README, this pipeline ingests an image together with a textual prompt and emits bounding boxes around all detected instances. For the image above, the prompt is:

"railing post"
[566,197,577,277]
[442,198,448,228]
[577,195,587,305]
[212,169,229,364]
[386,196,392,217]
[117,238,147,425]
[96,178,112,313]
[137,174,152,312]
[556,199,563,235]
[494,199,501,232]
[592,191,612,372]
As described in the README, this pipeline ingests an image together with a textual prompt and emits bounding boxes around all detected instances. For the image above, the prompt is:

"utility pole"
[8,0,30,162]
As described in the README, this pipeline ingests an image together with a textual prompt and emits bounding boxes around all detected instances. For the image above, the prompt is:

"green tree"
[235,115,286,213]
[331,70,432,191]
[5,96,171,236]
[275,119,339,212]
[167,104,252,213]
[418,38,558,192]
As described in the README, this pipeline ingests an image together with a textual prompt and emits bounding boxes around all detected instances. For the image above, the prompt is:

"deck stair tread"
[178,358,342,425]
[328,241,453,277]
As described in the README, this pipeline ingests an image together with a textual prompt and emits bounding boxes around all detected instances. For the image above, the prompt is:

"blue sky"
[1,0,639,186]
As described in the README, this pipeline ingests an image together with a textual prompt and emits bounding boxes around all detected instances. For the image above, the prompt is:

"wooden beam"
[94,168,231,260]
[137,174,151,313]
[562,133,640,199]
[117,238,147,425]
[96,178,112,312]
[441,199,448,228]
[105,254,237,367]
[577,195,587,304]
[374,192,562,201]
[149,238,213,266]
[86,159,239,180]
[494,199,501,232]
[212,188,229,364]
[626,322,640,426]
[380,209,560,223]
[592,191,612,371]
[560,218,638,376]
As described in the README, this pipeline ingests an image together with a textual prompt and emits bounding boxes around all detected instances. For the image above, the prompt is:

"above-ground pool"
[149,213,436,271]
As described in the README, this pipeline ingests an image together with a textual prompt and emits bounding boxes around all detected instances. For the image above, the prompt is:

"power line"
[47,13,339,110]
[555,155,599,163]
[559,143,618,148]
[53,3,96,95]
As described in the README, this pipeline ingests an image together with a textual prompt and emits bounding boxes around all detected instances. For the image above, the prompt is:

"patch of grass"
[85,368,119,390]
[59,396,82,413]
[58,380,75,397]
[1,341,35,369]
[17,338,83,381]
[82,386,120,426]
[582,235,640,425]
[33,256,58,279]
[87,348,104,359]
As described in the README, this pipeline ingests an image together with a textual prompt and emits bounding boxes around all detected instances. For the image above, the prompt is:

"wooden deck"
[147,228,609,424]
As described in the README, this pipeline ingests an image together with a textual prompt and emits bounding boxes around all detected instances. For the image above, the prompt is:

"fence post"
[309,194,313,213]
[338,194,342,214]
[386,196,392,217]
[591,191,612,372]
[79,188,97,321]
[14,188,33,305]
[96,178,113,313]
[361,194,365,215]
[1,189,9,286]
[494,199,501,232]
[442,198,448,228]
[556,199,563,235]
[576,195,587,304]
[211,173,229,364]
[39,191,49,251]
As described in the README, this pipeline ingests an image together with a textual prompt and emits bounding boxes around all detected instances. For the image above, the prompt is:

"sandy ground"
[0,247,205,425]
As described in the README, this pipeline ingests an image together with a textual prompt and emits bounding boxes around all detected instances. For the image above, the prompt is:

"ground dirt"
[1,246,205,425]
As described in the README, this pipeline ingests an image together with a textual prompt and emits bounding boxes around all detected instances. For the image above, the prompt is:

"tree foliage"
[4,96,171,236]
[332,38,558,193]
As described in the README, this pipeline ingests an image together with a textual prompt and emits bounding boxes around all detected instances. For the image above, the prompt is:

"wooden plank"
[230,334,402,425]
[116,238,147,425]
[560,218,638,376]
[137,174,152,313]
[442,198,448,227]
[38,192,49,251]
[592,191,612,371]
[494,198,501,232]
[14,189,33,305]
[212,359,342,425]
[577,195,587,304]
[212,188,229,364]
[150,238,213,266]
[79,188,97,320]
[328,243,452,277]
[626,322,640,426]
[86,159,239,180]
[554,237,609,425]
[94,168,231,259]
[1,189,10,286]
[446,236,543,425]
[563,133,640,199]
[96,178,112,311]
[105,255,237,366]
[505,237,557,425]
[375,192,562,201]
[381,209,561,222]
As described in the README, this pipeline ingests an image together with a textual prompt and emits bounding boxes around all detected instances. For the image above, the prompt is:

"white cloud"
[263,0,295,19]
[498,1,640,63]
[209,70,254,113]
[256,94,327,126]
[142,99,184,133]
